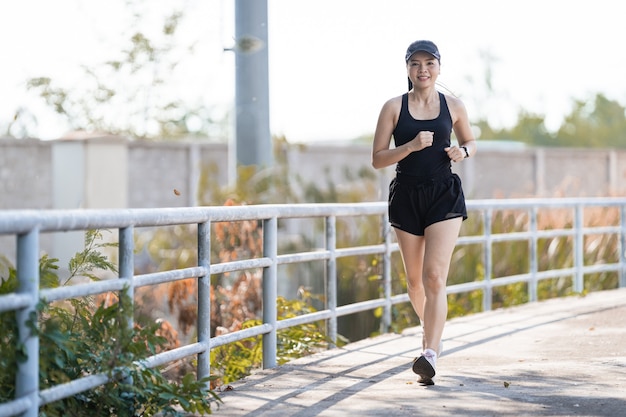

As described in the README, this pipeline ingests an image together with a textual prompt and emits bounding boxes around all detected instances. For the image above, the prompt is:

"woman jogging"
[371,40,477,384]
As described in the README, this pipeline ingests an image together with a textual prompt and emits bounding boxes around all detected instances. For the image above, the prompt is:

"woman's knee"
[406,275,424,293]
[422,269,446,292]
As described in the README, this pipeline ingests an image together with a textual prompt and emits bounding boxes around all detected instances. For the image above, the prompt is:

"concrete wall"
[0,139,53,209]
[2,136,626,264]
[2,137,626,210]
[128,141,193,208]
[275,143,626,200]
[0,139,55,264]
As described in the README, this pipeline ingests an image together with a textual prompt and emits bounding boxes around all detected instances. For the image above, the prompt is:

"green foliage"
[507,112,554,146]
[445,206,621,319]
[40,295,217,416]
[66,230,119,284]
[210,293,328,385]
[275,289,330,361]
[0,254,17,292]
[478,93,626,148]
[34,291,220,416]
[0,231,221,416]
[555,94,626,148]
[0,253,62,400]
[209,321,262,386]
[0,257,19,399]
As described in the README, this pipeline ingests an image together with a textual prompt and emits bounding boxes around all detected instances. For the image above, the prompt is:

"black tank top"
[392,92,453,177]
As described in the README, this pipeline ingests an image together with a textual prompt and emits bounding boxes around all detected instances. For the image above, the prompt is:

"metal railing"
[1,197,625,416]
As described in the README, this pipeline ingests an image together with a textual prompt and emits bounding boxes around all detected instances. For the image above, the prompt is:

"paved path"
[216,288,626,417]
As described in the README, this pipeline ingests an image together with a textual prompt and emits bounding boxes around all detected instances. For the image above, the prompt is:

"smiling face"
[406,51,440,89]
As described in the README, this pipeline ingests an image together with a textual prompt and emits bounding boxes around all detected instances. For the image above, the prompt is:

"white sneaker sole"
[412,355,436,380]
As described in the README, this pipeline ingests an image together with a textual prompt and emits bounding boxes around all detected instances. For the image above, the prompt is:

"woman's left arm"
[448,95,477,158]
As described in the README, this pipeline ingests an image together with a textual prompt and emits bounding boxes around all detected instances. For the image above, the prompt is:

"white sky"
[2,0,626,142]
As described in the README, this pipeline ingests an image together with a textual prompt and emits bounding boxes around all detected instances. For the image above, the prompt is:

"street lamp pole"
[234,0,272,170]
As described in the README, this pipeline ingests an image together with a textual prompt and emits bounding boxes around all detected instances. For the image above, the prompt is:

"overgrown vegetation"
[0,231,220,416]
[132,197,330,387]
[1,185,621,413]
[211,291,328,385]
[446,206,620,318]
[133,150,622,390]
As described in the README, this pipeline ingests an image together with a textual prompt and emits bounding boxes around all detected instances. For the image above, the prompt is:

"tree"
[555,93,626,148]
[507,111,553,146]
[475,93,626,149]
[24,1,220,140]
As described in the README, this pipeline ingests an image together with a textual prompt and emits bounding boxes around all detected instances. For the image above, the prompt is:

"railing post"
[262,217,278,368]
[574,206,584,293]
[529,207,538,302]
[118,226,134,386]
[483,209,493,311]
[381,212,392,333]
[16,229,40,417]
[197,221,211,384]
[119,226,135,327]
[326,215,337,349]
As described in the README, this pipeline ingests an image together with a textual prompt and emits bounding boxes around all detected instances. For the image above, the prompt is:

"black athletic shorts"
[388,172,467,236]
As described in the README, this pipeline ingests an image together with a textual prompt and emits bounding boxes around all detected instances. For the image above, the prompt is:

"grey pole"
[234,0,272,168]
[262,217,277,368]
[16,229,40,417]
[197,221,211,383]
[325,216,337,349]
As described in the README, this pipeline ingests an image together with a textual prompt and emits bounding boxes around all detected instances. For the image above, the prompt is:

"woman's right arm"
[371,97,418,169]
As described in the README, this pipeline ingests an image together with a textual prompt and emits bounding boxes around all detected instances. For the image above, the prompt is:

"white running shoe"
[412,349,437,384]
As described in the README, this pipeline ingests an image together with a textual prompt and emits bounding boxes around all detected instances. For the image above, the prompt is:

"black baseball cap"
[405,40,440,62]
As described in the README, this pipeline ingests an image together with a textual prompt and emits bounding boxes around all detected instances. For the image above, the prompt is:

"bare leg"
[421,217,462,352]
[394,229,426,323]
[395,217,462,355]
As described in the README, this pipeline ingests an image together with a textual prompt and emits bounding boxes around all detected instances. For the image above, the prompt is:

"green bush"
[0,231,221,416]
[210,290,328,386]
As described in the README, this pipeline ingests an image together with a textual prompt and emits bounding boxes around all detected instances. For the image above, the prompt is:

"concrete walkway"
[216,288,626,417]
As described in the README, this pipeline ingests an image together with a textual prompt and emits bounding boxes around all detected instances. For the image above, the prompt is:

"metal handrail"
[1,197,625,416]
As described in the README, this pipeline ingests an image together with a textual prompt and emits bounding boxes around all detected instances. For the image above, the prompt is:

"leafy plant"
[37,291,219,416]
[210,291,328,385]
[66,229,119,284]
[0,231,221,416]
